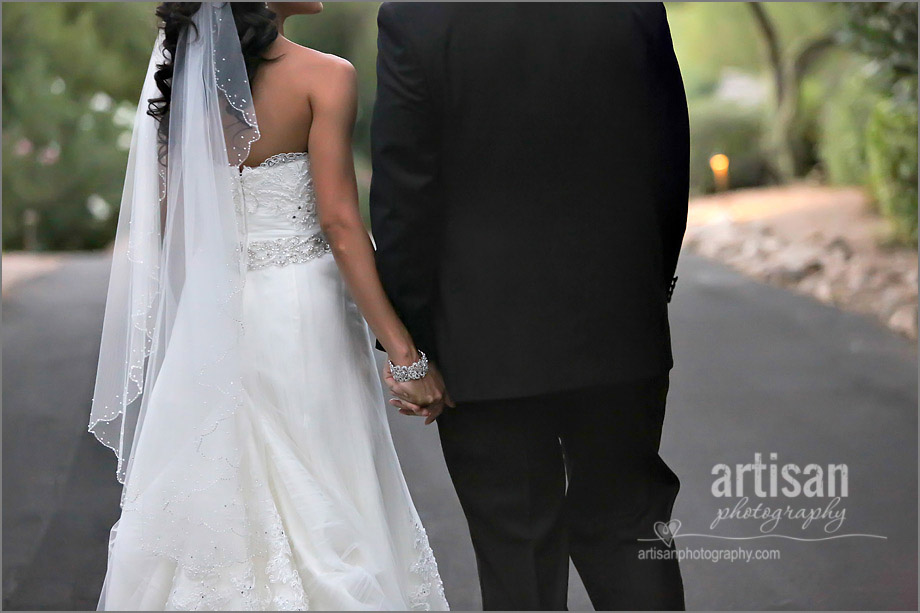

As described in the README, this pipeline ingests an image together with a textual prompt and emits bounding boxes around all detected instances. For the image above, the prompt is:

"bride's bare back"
[242,36,347,167]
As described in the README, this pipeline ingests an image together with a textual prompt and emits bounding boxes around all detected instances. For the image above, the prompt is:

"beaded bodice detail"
[236,153,318,230]
[233,153,331,270]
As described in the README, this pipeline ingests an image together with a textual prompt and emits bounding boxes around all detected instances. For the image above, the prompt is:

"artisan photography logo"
[638,452,887,561]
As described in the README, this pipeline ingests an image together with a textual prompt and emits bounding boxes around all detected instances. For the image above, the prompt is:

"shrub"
[1,3,154,251]
[817,65,887,186]
[866,96,918,244]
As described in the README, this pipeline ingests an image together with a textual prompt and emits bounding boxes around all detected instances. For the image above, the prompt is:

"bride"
[88,2,450,610]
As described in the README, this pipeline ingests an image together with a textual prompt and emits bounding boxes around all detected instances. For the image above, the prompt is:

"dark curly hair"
[147,2,279,135]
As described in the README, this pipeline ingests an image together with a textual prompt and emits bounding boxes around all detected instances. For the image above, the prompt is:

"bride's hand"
[384,362,454,425]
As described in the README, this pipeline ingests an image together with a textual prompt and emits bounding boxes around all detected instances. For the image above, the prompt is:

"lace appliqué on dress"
[162,490,309,611]
[238,154,318,230]
[410,523,446,610]
[247,234,331,271]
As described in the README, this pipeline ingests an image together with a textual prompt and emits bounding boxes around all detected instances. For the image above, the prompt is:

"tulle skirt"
[98,255,448,610]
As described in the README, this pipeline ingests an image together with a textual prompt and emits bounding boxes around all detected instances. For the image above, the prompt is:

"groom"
[371,3,689,610]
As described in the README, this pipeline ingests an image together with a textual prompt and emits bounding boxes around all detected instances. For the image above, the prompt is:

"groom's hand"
[385,362,454,425]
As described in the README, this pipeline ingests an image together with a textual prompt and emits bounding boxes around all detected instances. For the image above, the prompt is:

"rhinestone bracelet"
[388,350,429,383]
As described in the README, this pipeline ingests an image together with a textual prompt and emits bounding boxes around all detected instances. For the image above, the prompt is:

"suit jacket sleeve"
[653,4,689,301]
[370,4,441,357]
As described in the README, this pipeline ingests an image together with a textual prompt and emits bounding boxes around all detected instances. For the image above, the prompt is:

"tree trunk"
[747,2,796,181]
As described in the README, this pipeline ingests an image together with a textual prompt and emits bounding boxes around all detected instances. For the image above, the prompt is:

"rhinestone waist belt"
[247,233,332,270]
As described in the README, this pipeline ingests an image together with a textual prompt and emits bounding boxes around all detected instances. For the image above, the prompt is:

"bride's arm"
[308,58,446,412]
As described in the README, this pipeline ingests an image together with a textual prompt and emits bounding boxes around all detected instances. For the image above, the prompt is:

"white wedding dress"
[97,152,449,611]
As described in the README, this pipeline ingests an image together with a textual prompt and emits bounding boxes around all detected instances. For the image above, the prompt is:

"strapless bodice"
[234,152,319,238]
[231,152,331,270]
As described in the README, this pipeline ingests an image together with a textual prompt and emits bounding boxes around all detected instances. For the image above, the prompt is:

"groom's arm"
[370,4,441,358]
[652,4,689,302]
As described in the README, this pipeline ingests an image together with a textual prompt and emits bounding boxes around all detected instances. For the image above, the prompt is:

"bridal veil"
[89,1,262,603]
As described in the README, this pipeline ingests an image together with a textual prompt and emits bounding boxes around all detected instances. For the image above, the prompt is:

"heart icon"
[653,519,681,546]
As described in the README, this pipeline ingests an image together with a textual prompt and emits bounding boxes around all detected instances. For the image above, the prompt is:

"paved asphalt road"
[3,252,917,611]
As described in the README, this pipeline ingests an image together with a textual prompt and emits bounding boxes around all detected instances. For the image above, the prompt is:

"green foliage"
[794,72,838,175]
[666,2,840,101]
[669,2,850,188]
[1,2,383,250]
[827,3,919,244]
[2,2,157,250]
[866,96,918,244]
[688,98,770,195]
[841,2,918,83]
[817,64,887,186]
[665,2,764,100]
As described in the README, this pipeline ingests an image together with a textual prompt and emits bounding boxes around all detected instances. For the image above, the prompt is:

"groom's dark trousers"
[371,3,689,610]
[438,375,683,611]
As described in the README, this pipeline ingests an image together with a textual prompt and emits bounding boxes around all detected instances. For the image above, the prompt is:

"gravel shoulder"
[684,184,918,339]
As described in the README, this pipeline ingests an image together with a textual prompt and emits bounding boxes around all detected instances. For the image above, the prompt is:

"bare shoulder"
[278,40,355,84]
[274,41,356,106]
[313,51,357,92]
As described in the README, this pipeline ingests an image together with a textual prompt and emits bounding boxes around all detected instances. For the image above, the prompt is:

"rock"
[878,286,911,318]
[883,269,905,285]
[888,303,918,339]
[797,274,834,304]
[770,245,824,284]
[739,237,763,259]
[813,278,835,304]
[682,226,702,251]
[820,250,849,281]
[693,222,737,259]
[715,241,743,262]
[864,266,888,291]
[760,235,784,254]
[745,259,773,277]
[826,236,854,261]
[806,230,825,243]
[748,220,770,237]
[846,261,883,292]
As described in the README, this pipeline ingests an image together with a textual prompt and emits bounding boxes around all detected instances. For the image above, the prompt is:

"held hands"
[384,360,454,425]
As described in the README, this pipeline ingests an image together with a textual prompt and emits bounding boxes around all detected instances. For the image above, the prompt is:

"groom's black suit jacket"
[371,2,689,403]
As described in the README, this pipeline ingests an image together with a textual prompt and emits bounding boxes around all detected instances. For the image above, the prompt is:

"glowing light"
[709,153,730,192]
[709,154,729,173]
